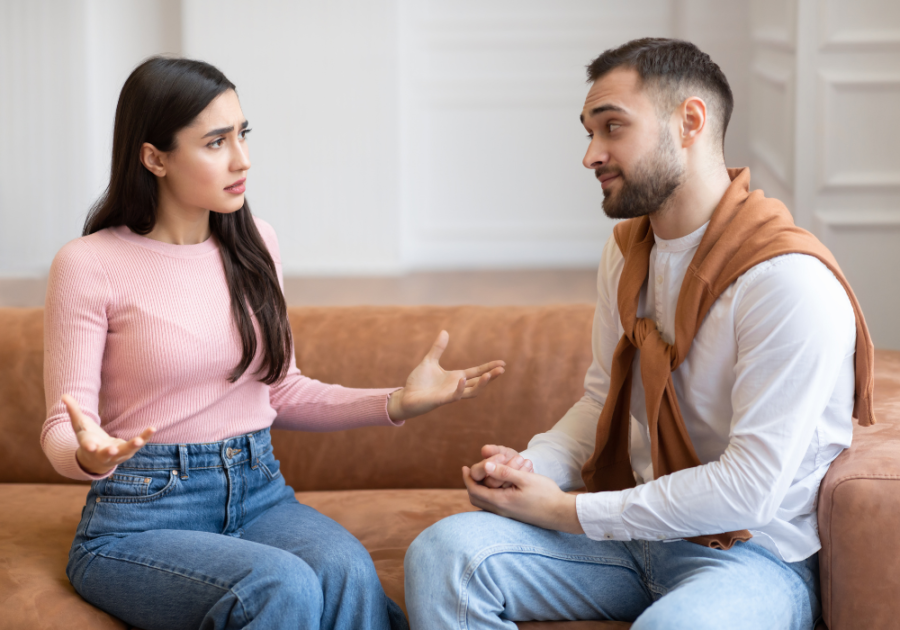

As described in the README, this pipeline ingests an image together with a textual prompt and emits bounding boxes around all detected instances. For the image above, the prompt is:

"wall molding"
[815,209,900,228]
[817,71,900,192]
[749,63,793,188]
[818,0,900,50]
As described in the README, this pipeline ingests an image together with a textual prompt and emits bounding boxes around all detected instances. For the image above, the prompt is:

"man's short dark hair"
[587,38,733,151]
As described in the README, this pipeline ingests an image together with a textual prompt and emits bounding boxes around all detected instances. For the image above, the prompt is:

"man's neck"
[649,164,733,240]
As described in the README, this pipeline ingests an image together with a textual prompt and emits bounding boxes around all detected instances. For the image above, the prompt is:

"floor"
[0,269,598,308]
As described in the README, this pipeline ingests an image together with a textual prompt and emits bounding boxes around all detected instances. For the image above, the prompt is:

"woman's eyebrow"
[202,120,249,139]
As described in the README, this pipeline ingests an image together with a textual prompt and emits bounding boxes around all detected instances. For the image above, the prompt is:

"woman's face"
[152,89,251,215]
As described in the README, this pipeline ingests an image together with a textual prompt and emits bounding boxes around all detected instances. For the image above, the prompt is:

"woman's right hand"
[62,394,155,476]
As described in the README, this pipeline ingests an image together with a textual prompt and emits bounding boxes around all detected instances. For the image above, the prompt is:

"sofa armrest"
[818,350,900,630]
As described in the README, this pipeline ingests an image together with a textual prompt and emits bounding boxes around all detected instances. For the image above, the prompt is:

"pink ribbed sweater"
[41,217,400,481]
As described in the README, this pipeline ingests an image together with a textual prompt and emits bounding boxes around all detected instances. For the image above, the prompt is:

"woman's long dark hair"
[84,56,292,385]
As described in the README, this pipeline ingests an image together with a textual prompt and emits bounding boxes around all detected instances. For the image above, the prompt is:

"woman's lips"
[225,178,246,194]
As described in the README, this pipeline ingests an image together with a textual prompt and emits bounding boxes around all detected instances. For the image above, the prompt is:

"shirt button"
[604,533,614,540]
[656,276,663,285]
[657,534,666,540]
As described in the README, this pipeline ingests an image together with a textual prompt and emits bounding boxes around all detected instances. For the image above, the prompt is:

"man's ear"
[678,96,707,149]
[140,143,167,177]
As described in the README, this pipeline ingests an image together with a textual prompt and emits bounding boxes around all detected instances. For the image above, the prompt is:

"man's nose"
[583,138,607,170]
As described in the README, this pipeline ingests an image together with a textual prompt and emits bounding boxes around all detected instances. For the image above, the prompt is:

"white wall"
[748,0,900,349]
[0,0,752,277]
[182,0,404,275]
[398,0,673,270]
[0,0,180,276]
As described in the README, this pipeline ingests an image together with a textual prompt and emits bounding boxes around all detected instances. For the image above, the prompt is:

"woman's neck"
[145,199,212,246]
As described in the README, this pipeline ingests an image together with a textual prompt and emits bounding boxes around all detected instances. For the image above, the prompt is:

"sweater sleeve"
[253,217,403,431]
[41,239,117,481]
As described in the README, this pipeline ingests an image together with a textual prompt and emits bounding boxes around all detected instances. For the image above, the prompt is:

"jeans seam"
[93,548,236,591]
[456,543,635,630]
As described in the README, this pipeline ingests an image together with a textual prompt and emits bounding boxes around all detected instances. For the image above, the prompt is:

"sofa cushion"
[0,484,629,629]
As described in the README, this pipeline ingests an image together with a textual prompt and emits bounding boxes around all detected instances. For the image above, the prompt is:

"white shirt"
[520,222,857,562]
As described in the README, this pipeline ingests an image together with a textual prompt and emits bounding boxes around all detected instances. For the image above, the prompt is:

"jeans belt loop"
[248,432,260,470]
[178,445,189,480]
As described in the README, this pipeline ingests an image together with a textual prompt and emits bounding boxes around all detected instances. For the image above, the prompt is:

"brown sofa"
[0,305,898,630]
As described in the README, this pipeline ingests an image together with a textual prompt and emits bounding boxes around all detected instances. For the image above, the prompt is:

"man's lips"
[597,173,620,190]
[224,178,246,194]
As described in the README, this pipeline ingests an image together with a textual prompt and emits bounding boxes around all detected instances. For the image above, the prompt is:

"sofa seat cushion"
[0,484,629,629]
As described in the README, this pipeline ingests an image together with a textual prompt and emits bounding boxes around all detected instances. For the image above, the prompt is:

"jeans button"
[226,448,233,458]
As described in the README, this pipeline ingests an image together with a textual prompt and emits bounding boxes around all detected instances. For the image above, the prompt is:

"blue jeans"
[67,428,407,630]
[404,511,820,630]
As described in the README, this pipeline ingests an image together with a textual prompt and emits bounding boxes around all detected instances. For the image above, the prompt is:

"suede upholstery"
[0,305,897,629]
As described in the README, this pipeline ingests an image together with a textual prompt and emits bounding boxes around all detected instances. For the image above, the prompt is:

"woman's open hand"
[387,331,505,422]
[63,394,156,476]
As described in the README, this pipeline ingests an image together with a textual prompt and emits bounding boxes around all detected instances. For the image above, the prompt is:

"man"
[404,38,874,630]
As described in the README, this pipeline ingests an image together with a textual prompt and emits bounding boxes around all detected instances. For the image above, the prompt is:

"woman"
[41,56,505,630]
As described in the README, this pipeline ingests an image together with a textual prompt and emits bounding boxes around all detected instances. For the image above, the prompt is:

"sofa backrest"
[0,305,595,490]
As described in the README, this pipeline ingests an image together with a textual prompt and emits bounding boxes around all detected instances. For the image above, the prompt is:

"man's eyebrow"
[579,104,628,124]
[202,120,249,139]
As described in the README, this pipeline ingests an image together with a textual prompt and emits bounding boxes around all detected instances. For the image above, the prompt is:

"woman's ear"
[678,96,707,149]
[140,143,167,177]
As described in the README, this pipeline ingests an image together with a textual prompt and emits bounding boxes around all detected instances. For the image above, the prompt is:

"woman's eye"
[608,123,621,133]
[586,133,593,140]
[208,138,225,148]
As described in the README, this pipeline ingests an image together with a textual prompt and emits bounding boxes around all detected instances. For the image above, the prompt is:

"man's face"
[580,68,684,219]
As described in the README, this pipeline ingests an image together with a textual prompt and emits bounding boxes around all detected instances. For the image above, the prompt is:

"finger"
[481,444,519,463]
[470,455,509,484]
[484,461,529,488]
[463,467,493,504]
[425,330,450,363]
[62,395,88,433]
[121,427,156,457]
[465,366,505,386]
[481,444,502,458]
[462,360,506,379]
[469,459,488,481]
[460,372,499,399]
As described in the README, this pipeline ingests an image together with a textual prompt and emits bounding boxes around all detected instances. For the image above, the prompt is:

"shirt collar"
[653,221,710,253]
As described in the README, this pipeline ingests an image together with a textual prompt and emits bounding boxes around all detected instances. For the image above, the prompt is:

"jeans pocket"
[258,454,282,481]
[97,469,179,504]
[102,473,152,497]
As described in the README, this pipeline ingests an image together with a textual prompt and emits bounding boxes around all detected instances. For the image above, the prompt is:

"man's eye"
[240,128,252,140]
[586,133,594,140]
[608,123,621,133]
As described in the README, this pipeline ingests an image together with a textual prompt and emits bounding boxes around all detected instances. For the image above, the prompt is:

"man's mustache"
[595,167,622,181]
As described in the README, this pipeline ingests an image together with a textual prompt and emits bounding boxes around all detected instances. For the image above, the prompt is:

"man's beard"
[598,128,685,220]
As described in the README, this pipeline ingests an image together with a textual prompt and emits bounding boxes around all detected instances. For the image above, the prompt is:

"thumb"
[484,461,529,488]
[425,330,449,363]
[62,395,89,433]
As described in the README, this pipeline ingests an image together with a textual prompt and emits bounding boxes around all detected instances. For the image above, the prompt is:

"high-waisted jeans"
[67,428,407,630]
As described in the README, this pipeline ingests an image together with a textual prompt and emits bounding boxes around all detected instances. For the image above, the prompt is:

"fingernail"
[485,462,495,473]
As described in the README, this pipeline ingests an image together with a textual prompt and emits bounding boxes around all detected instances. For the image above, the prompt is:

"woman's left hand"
[387,330,505,422]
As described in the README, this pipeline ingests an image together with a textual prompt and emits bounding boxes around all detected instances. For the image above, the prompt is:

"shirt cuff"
[576,491,632,541]
[518,448,552,478]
